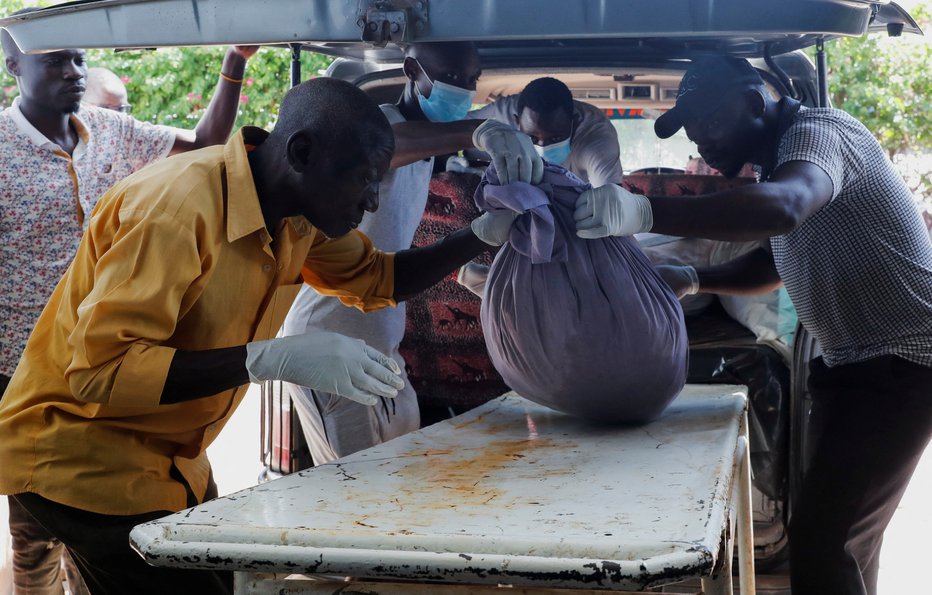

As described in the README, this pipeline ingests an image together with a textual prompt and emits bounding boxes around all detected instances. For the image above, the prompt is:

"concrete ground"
[1,384,928,593]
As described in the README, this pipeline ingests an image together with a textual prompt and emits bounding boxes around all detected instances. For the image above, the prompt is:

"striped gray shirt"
[770,105,932,368]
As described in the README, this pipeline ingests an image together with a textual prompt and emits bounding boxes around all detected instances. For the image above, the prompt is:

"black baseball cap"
[654,55,764,139]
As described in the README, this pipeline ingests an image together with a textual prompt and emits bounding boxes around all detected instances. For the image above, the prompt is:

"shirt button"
[262,264,272,272]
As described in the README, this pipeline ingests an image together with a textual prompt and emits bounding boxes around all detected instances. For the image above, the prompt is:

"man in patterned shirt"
[574,55,932,594]
[0,13,257,593]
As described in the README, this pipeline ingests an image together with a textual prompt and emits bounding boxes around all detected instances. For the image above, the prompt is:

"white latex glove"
[574,183,653,238]
[245,330,404,406]
[456,262,490,298]
[445,155,486,177]
[472,120,544,186]
[655,264,700,299]
[471,210,519,247]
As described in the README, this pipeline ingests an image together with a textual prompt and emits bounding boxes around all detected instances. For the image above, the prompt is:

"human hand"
[456,262,490,297]
[573,184,653,238]
[231,45,260,60]
[654,264,700,299]
[471,210,520,247]
[245,330,404,406]
[472,120,544,185]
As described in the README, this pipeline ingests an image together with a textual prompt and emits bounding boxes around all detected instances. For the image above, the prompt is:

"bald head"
[270,77,393,170]
[258,77,394,238]
[405,41,479,73]
[84,67,129,111]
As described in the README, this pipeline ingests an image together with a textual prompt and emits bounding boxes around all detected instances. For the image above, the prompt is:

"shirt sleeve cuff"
[109,343,177,407]
[355,252,396,312]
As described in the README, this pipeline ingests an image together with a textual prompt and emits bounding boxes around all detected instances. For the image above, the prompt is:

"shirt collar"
[10,96,90,156]
[761,97,803,182]
[223,126,316,244]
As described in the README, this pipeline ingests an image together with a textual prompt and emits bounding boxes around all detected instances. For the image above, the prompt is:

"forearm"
[696,247,783,296]
[194,48,248,144]
[649,182,805,241]
[161,345,250,404]
[169,49,247,155]
[393,227,490,301]
[390,119,482,168]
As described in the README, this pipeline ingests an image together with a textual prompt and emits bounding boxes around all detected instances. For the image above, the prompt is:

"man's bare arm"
[648,161,834,241]
[392,226,491,301]
[168,46,259,155]
[389,119,483,168]
[160,346,249,404]
[697,246,783,296]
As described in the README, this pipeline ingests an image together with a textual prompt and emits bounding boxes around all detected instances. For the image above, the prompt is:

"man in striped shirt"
[574,55,932,595]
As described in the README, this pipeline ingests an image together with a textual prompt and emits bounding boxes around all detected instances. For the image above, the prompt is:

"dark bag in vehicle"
[478,164,688,423]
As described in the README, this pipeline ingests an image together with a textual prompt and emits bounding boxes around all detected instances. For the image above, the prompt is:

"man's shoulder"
[467,95,518,121]
[573,100,613,129]
[790,106,864,135]
[125,143,226,190]
[76,104,171,140]
[779,106,873,161]
[379,103,407,124]
[107,146,227,220]
[571,100,617,146]
[74,104,127,133]
[0,107,30,146]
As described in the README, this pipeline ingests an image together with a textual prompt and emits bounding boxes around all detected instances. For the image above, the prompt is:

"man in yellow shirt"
[0,77,517,595]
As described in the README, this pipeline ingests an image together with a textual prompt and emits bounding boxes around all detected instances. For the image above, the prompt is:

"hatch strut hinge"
[357,0,429,47]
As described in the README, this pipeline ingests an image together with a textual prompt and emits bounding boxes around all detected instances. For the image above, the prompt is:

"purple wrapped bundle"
[478,164,688,423]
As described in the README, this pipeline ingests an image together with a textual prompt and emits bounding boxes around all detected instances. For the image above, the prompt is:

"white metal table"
[131,384,754,594]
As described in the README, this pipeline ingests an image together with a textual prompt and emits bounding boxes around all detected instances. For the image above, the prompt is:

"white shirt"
[468,95,623,187]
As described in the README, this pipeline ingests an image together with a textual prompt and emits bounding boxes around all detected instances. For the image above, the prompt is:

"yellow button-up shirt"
[0,127,395,515]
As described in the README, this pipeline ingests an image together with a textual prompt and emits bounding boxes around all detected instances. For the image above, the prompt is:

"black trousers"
[13,471,232,595]
[788,355,932,595]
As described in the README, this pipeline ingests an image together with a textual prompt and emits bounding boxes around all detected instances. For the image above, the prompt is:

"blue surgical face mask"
[534,136,572,165]
[414,61,476,123]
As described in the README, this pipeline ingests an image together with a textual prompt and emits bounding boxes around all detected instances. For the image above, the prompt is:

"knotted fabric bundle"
[477,164,688,423]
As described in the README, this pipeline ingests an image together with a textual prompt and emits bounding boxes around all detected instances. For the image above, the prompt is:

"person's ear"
[744,88,766,118]
[512,111,521,127]
[285,130,318,174]
[402,57,419,82]
[5,56,19,78]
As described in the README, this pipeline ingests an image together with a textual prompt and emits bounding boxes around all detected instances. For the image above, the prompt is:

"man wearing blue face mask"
[281,41,540,465]
[467,77,623,187]
[388,42,543,185]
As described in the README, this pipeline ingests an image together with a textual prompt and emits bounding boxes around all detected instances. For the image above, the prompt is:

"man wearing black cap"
[573,55,932,595]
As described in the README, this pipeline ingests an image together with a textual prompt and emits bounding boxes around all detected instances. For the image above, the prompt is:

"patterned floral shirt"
[0,99,174,376]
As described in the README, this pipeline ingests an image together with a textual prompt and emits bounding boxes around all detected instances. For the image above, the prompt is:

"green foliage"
[0,1,332,129]
[821,2,932,157]
[85,46,331,130]
[813,1,932,202]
